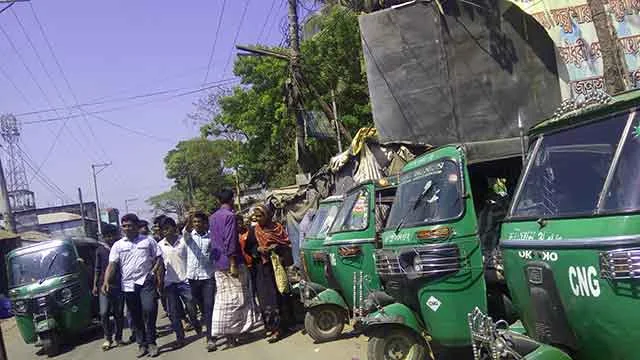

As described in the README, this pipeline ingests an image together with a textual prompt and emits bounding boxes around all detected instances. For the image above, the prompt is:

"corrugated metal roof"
[37,212,82,225]
[0,229,18,241]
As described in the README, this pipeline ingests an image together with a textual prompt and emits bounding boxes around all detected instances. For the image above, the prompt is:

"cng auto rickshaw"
[360,140,524,360]
[468,91,640,360]
[7,238,100,356]
[300,195,343,289]
[299,178,397,342]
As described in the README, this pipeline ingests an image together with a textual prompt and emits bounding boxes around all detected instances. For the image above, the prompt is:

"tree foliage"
[146,188,187,219]
[163,138,233,214]
[195,5,372,189]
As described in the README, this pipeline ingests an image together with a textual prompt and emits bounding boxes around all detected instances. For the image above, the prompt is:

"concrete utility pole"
[287,0,307,174]
[0,156,15,233]
[78,187,87,237]
[125,198,137,214]
[91,162,111,240]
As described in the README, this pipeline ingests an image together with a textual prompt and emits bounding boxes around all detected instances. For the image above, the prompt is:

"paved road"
[2,317,367,360]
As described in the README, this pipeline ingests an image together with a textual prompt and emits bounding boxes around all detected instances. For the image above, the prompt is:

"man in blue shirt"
[181,211,216,351]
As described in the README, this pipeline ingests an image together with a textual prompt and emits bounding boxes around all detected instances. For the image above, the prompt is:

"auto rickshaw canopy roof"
[529,89,640,137]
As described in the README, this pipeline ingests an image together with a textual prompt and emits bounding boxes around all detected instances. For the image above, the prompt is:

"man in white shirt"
[158,217,201,348]
[102,214,163,358]
[182,211,216,352]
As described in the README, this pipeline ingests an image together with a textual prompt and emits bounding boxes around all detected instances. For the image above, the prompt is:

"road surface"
[2,317,367,360]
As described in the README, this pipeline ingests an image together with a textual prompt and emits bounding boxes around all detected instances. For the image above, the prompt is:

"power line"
[16,142,69,200]
[88,112,174,144]
[202,0,228,84]
[0,1,15,15]
[223,0,252,75]
[26,2,110,162]
[20,78,238,125]
[7,7,101,181]
[257,0,277,44]
[9,8,100,170]
[0,143,72,202]
[15,77,238,117]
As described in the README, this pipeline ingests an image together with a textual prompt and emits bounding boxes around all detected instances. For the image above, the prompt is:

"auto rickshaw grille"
[375,243,464,281]
[374,251,402,275]
[599,247,640,280]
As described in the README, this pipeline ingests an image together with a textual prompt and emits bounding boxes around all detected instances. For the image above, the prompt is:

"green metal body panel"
[323,182,382,310]
[306,288,349,310]
[364,303,426,336]
[373,145,488,347]
[522,344,573,360]
[302,238,329,288]
[7,241,93,344]
[500,93,640,360]
[501,216,640,360]
[509,320,527,335]
[301,199,343,288]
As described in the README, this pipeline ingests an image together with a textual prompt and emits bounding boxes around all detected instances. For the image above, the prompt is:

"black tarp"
[359,0,562,146]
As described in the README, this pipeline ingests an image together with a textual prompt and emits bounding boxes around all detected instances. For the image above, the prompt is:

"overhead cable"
[202,0,228,84]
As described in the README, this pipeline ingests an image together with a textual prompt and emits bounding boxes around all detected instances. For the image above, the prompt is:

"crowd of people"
[93,189,295,358]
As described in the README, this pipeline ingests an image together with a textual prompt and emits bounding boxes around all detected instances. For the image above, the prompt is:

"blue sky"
[0,0,294,220]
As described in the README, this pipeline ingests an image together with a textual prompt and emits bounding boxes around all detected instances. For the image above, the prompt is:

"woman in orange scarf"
[246,204,293,342]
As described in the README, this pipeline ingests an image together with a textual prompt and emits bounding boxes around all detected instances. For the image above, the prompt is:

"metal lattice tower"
[1,114,34,211]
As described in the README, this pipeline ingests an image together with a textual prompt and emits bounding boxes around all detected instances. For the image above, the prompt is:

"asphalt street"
[2,317,367,360]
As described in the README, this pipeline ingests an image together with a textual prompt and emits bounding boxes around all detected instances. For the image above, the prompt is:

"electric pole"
[78,187,87,237]
[91,162,111,240]
[287,0,307,174]
[0,156,15,233]
[125,198,137,214]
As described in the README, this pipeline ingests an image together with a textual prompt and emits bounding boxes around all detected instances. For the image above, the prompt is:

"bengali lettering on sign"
[511,0,640,99]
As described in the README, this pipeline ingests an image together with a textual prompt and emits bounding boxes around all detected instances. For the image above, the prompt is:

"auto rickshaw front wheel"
[368,327,427,360]
[40,331,60,357]
[304,305,346,343]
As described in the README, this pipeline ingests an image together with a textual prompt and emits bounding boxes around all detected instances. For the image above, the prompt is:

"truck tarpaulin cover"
[359,0,562,146]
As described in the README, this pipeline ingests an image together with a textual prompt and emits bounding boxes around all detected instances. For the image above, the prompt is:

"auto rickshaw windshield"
[8,245,76,288]
[330,189,369,234]
[306,202,341,239]
[385,159,463,230]
[511,108,640,218]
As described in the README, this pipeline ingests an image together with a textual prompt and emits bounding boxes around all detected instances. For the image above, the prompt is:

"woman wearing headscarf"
[245,204,294,342]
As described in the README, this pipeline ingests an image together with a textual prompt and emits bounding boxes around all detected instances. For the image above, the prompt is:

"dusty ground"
[2,316,367,360]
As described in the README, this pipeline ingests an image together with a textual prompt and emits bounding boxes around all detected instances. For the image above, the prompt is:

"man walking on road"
[93,224,125,351]
[210,190,261,350]
[103,214,164,358]
[158,217,201,349]
[182,211,217,352]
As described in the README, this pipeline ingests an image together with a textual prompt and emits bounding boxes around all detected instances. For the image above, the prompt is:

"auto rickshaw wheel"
[304,305,345,343]
[367,327,427,360]
[40,331,60,357]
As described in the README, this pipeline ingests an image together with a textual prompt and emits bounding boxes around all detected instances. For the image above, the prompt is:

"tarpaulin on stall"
[359,0,562,145]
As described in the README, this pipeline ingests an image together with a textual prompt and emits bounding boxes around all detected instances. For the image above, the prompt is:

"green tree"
[164,138,233,213]
[146,188,187,219]
[196,4,372,188]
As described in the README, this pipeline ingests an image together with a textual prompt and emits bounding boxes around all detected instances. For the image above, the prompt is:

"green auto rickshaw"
[7,238,100,356]
[360,140,524,360]
[300,178,397,343]
[469,91,640,360]
[300,195,343,289]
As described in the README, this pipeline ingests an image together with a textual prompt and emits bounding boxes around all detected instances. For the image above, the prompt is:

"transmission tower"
[0,114,35,211]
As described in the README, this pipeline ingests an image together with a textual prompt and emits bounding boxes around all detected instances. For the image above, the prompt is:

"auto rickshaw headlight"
[412,255,422,272]
[14,300,27,313]
[60,288,73,303]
